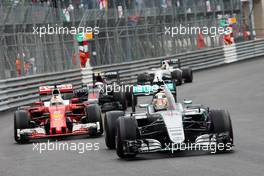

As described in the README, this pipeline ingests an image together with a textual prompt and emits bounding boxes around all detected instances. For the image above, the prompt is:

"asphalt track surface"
[1,58,264,176]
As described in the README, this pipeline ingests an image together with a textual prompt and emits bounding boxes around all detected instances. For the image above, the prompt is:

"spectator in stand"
[242,23,250,41]
[15,58,21,77]
[98,0,107,10]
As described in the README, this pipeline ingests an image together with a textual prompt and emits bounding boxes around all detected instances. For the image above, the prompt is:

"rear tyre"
[126,86,138,107]
[116,117,138,158]
[114,91,127,110]
[209,109,234,153]
[182,68,193,83]
[171,70,182,85]
[126,86,132,106]
[104,111,125,149]
[14,110,30,143]
[137,73,149,84]
[85,104,103,135]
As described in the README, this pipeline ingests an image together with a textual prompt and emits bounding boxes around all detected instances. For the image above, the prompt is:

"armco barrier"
[1,39,264,111]
[92,39,264,84]
[0,69,85,111]
[236,39,264,61]
[93,46,225,83]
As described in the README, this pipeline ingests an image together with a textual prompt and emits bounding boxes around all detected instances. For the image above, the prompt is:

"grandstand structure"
[0,0,245,79]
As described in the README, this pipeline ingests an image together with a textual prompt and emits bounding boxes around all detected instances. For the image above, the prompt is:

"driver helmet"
[161,61,169,70]
[50,89,64,105]
[152,91,168,111]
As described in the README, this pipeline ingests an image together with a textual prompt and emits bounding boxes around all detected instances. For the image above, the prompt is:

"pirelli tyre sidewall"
[137,73,149,84]
[104,111,125,149]
[171,70,182,85]
[182,67,193,83]
[209,109,234,152]
[115,116,138,158]
[85,104,103,135]
[14,110,30,143]
[113,91,127,110]
[125,85,138,107]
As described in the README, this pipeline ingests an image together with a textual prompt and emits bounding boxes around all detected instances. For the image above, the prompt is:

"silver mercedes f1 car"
[104,83,233,158]
[137,59,193,85]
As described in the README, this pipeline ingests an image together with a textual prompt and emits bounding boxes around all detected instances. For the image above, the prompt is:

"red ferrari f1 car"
[14,84,103,143]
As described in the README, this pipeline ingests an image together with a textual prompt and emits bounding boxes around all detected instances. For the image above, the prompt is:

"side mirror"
[139,104,149,108]
[71,98,80,104]
[33,102,44,106]
[183,99,192,105]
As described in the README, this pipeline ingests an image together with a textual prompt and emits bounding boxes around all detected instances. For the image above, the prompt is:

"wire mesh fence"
[0,0,249,79]
[0,32,78,79]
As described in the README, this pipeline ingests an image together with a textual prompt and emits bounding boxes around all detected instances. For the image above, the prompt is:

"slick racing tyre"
[14,110,30,143]
[85,104,103,135]
[137,73,149,84]
[104,111,125,149]
[209,109,234,153]
[114,91,127,110]
[182,67,193,83]
[171,70,182,85]
[125,86,137,107]
[116,116,138,158]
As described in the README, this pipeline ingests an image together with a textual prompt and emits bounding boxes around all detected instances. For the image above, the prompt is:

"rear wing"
[92,71,120,86]
[104,71,119,79]
[39,84,73,95]
[161,58,181,68]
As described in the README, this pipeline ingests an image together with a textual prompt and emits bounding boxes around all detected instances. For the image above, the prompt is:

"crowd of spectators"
[1,0,237,13]
[1,0,185,10]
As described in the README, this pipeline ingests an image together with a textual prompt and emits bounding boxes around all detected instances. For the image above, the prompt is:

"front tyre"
[85,104,103,136]
[116,117,138,158]
[14,110,30,143]
[209,109,234,153]
[182,68,193,83]
[104,111,125,149]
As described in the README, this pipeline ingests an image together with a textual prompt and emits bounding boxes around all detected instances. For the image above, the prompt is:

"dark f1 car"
[86,71,136,112]
[104,84,233,158]
[137,59,193,85]
[14,84,103,143]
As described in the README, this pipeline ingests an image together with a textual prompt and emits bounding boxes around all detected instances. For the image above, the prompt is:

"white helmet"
[161,61,169,70]
[50,89,64,105]
[152,92,168,111]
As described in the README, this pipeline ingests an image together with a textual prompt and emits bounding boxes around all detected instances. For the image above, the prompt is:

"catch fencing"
[1,39,263,111]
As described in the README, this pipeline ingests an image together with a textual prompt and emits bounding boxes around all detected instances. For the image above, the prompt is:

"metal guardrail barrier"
[0,39,264,112]
[236,39,264,60]
[0,69,84,111]
[93,46,225,83]
[93,39,264,84]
